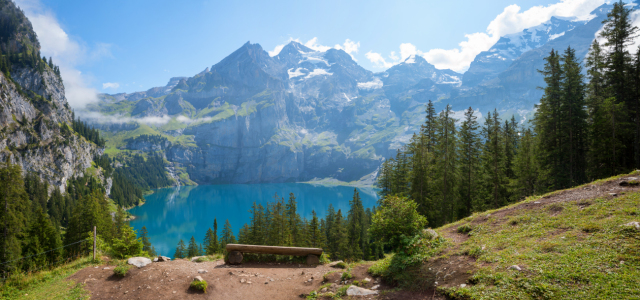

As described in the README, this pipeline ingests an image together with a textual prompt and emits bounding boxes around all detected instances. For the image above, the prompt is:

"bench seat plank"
[226,244,323,256]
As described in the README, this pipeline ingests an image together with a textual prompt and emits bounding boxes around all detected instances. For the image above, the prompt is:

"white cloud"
[304,69,332,79]
[357,78,383,90]
[16,0,112,109]
[269,37,360,60]
[102,82,120,89]
[366,0,606,72]
[365,51,394,69]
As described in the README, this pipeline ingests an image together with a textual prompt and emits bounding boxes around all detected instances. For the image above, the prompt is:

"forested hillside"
[377,1,640,229]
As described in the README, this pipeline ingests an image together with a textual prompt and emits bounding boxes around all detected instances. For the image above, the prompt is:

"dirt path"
[69,259,391,299]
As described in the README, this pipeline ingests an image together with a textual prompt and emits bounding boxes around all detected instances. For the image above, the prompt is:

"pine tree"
[111,224,143,259]
[187,236,199,258]
[0,160,29,274]
[479,110,508,210]
[347,189,364,260]
[458,107,480,217]
[307,210,324,248]
[512,128,539,199]
[329,210,349,261]
[534,49,563,192]
[219,219,236,250]
[601,0,638,172]
[203,228,216,255]
[174,239,186,259]
[559,46,588,187]
[434,104,458,224]
[140,226,156,257]
[285,193,301,246]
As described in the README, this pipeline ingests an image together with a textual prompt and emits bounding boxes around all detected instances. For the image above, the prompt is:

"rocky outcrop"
[0,1,99,191]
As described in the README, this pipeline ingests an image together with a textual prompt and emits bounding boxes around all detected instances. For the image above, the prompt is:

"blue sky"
[14,0,611,106]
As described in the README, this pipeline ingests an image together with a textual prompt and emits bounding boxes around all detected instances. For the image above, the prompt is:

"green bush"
[334,261,347,269]
[341,271,353,281]
[113,265,130,277]
[457,224,473,234]
[319,253,330,264]
[190,280,208,293]
[370,196,428,250]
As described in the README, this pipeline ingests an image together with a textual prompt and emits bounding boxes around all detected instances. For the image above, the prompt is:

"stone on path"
[371,285,380,290]
[328,260,344,268]
[193,276,204,282]
[198,269,208,274]
[154,256,171,262]
[127,257,152,268]
[346,286,378,296]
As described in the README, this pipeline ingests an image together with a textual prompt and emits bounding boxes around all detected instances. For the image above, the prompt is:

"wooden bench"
[225,244,323,265]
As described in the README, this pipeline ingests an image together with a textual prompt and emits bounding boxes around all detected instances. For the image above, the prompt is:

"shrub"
[457,224,473,234]
[370,196,428,250]
[190,279,208,293]
[113,265,130,277]
[319,253,330,264]
[334,261,347,269]
[341,271,353,281]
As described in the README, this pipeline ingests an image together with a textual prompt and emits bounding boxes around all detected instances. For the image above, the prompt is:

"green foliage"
[370,196,427,250]
[190,279,207,293]
[110,225,144,259]
[334,261,347,269]
[174,239,186,259]
[113,264,130,277]
[340,270,353,280]
[456,224,473,234]
[72,118,105,147]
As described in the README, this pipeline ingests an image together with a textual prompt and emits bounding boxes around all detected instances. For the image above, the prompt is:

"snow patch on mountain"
[288,68,306,79]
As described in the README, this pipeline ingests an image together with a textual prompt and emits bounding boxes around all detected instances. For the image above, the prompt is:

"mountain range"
[82,3,614,186]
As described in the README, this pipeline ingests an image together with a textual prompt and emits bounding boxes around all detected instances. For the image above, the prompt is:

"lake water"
[128,183,379,257]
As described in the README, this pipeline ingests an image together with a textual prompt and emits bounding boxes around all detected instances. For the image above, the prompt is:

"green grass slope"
[372,172,640,300]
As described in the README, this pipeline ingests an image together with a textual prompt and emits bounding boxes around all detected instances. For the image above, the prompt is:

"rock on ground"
[346,285,378,296]
[127,257,152,268]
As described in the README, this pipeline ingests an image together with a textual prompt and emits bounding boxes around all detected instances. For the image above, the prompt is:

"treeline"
[72,117,105,147]
[0,161,150,275]
[93,154,145,208]
[174,190,385,262]
[114,154,173,191]
[124,134,169,148]
[377,1,640,228]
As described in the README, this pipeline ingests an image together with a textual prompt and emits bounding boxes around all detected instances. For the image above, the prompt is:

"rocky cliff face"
[0,0,100,191]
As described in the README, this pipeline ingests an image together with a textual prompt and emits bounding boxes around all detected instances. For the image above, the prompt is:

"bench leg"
[306,254,319,265]
[228,251,243,265]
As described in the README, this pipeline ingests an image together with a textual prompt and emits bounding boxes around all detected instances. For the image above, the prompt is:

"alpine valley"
[79,4,614,186]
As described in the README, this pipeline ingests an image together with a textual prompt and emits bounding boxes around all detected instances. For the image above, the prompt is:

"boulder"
[328,260,344,268]
[153,256,171,262]
[423,228,439,240]
[191,256,204,262]
[193,276,204,282]
[346,286,378,296]
[127,257,152,268]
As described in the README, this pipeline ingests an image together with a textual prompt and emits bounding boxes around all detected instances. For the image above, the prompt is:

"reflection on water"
[129,183,379,258]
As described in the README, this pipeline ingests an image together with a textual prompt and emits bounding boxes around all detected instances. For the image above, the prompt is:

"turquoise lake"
[128,183,379,257]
